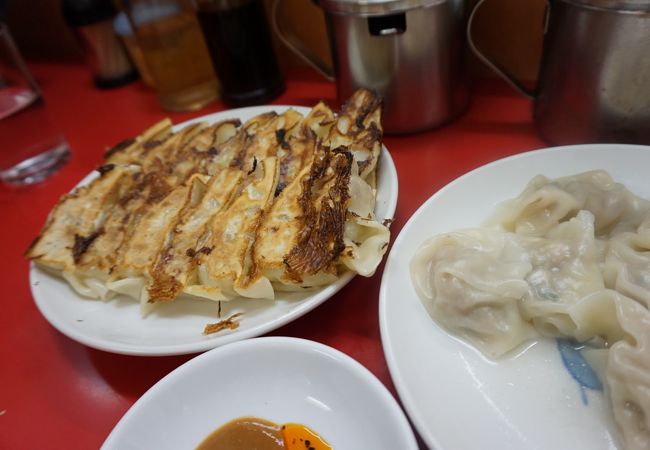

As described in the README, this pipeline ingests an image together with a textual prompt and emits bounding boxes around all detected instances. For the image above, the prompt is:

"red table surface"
[0,62,546,449]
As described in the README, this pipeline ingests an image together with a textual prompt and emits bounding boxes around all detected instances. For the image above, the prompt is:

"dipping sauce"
[196,416,331,450]
[281,423,331,450]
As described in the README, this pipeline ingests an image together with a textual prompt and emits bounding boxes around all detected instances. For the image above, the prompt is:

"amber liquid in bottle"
[134,7,218,111]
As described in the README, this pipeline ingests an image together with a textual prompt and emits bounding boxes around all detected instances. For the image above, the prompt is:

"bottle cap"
[62,0,117,27]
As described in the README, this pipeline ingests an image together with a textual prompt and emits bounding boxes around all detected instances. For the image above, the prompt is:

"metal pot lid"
[314,0,448,15]
[563,0,650,12]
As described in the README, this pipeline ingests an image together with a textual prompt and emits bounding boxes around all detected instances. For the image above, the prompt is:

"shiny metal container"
[470,0,650,145]
[275,0,469,134]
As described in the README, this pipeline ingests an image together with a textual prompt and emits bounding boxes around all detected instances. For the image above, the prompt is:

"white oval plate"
[30,106,398,356]
[379,144,650,450]
[101,337,418,449]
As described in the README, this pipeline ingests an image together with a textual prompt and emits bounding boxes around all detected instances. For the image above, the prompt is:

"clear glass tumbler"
[124,0,219,112]
[0,23,70,186]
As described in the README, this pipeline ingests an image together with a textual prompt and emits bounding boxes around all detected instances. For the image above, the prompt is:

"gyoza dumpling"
[326,89,382,185]
[147,168,245,303]
[338,157,390,277]
[104,118,172,164]
[196,157,279,300]
[339,215,390,277]
[26,164,141,298]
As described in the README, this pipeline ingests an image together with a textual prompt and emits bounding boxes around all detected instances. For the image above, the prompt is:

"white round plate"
[101,337,418,449]
[380,144,650,450]
[30,106,398,356]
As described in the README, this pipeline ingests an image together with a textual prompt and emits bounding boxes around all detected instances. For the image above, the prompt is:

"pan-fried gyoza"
[26,90,391,313]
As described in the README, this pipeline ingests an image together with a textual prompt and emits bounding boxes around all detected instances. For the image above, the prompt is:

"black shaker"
[62,0,139,89]
[194,0,285,106]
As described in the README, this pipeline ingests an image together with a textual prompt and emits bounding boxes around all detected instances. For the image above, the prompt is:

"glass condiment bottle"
[62,0,139,89]
[193,0,285,106]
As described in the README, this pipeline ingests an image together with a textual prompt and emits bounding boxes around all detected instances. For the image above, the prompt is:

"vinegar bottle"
[194,0,285,107]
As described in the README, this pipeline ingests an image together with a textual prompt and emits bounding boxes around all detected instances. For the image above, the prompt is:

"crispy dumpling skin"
[27,90,392,310]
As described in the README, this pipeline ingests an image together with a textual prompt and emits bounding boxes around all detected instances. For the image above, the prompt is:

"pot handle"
[467,0,550,99]
[271,0,335,82]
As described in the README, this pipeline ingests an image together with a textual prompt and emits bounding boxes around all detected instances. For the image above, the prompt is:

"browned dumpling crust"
[26,89,391,311]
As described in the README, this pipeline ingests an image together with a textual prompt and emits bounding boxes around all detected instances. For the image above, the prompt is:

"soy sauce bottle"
[194,0,285,106]
[62,0,138,89]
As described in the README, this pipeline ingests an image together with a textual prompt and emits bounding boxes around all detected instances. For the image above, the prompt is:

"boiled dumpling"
[410,170,650,450]
[410,228,537,358]
[486,170,650,237]
[605,228,650,309]
[519,211,606,338]
[607,295,650,450]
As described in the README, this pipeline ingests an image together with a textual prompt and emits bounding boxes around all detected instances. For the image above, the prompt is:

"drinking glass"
[0,23,70,186]
[124,0,219,112]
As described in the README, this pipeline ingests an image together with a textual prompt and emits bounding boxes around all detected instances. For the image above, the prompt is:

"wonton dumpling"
[519,211,606,337]
[487,170,650,237]
[566,289,628,345]
[605,228,650,309]
[607,296,650,450]
[410,228,537,358]
[410,169,650,450]
[485,174,581,237]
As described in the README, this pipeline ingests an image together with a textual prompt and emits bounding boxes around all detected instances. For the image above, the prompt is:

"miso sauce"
[196,416,284,450]
[196,416,332,450]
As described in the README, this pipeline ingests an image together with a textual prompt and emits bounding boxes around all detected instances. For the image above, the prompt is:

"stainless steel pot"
[273,0,469,134]
[469,0,650,145]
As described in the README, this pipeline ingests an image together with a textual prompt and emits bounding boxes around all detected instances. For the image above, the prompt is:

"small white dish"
[380,144,650,450]
[29,105,398,356]
[101,337,418,450]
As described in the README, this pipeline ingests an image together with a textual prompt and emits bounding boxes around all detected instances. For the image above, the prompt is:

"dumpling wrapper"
[607,295,650,450]
[410,228,537,358]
